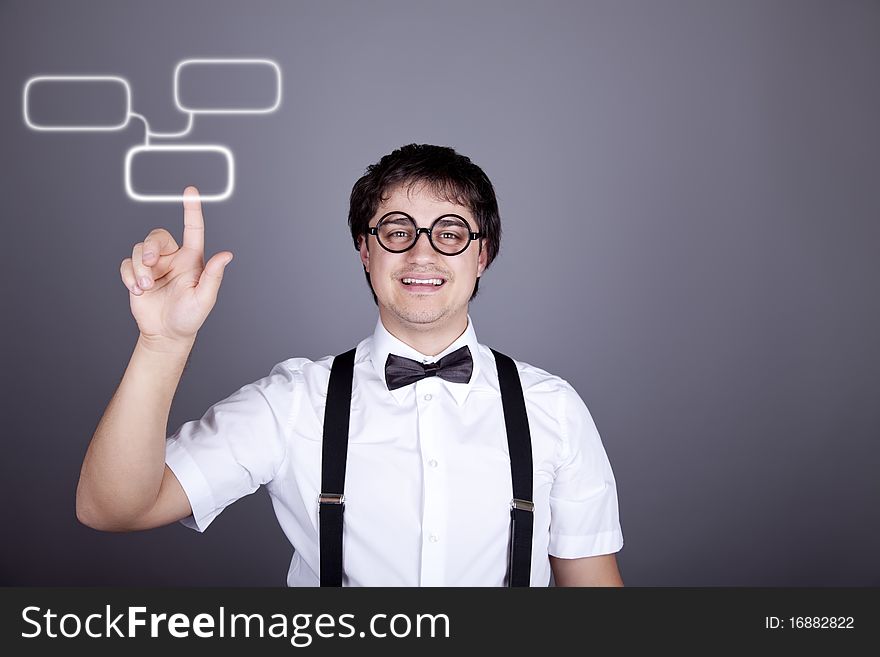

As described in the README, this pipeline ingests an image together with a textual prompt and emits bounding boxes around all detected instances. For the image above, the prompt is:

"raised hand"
[119,186,234,346]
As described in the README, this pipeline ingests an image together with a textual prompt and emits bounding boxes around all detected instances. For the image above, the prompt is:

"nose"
[406,229,439,263]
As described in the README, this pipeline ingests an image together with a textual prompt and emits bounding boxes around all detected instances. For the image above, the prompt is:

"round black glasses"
[368,212,482,256]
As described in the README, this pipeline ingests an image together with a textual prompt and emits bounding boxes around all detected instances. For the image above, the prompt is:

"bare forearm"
[76,334,193,528]
[550,554,624,587]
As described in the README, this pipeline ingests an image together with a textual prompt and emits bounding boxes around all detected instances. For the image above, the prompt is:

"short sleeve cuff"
[165,439,220,532]
[549,528,624,559]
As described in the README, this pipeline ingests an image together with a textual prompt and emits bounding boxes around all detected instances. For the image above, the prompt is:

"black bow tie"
[384,345,474,391]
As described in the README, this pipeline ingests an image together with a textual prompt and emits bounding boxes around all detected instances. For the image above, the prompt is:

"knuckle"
[146,228,167,242]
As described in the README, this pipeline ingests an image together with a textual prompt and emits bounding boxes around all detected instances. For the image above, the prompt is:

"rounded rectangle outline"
[23,76,131,131]
[174,58,282,114]
[124,144,235,202]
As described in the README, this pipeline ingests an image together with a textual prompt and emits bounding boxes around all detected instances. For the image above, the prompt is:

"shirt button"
[428,534,439,543]
[424,393,432,401]
[428,459,438,468]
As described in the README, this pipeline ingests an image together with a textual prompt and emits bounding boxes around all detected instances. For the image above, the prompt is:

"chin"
[383,298,453,326]
[394,306,451,326]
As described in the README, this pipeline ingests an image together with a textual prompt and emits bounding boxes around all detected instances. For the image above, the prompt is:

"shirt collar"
[369,314,482,406]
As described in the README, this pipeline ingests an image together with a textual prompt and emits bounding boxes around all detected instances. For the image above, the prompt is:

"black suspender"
[318,347,534,587]
[318,347,356,587]
[491,348,535,587]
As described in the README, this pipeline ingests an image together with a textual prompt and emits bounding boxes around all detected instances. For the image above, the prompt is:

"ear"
[476,239,488,277]
[359,234,370,272]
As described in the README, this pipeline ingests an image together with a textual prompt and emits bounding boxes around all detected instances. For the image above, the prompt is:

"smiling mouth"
[401,277,446,287]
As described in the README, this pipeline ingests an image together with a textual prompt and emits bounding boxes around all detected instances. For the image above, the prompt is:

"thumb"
[195,251,234,305]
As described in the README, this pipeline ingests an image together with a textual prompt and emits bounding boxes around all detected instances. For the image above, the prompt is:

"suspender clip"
[319,493,345,505]
[510,498,534,512]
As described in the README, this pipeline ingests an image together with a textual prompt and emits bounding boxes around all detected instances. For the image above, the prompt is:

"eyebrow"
[376,217,411,230]
[434,217,465,227]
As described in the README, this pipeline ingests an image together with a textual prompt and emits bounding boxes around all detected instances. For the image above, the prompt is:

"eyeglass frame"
[366,211,483,256]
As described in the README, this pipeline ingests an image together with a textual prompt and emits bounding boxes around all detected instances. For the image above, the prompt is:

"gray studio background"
[2,0,878,586]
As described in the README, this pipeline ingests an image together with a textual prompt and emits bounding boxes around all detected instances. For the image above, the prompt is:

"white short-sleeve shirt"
[165,315,623,586]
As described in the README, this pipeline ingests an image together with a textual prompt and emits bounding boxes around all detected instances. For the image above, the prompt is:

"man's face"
[359,182,487,334]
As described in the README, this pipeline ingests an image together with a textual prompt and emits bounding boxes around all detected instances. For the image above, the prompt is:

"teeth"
[402,278,444,286]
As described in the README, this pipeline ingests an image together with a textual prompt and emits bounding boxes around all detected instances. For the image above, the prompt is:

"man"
[76,144,624,586]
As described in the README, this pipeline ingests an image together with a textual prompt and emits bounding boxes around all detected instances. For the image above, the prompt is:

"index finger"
[182,186,205,254]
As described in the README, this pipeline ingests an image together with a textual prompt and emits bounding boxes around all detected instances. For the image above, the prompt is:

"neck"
[379,309,469,357]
